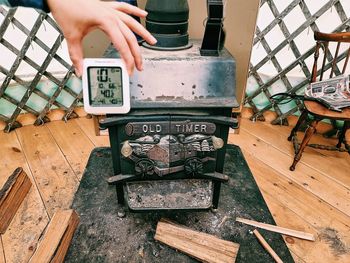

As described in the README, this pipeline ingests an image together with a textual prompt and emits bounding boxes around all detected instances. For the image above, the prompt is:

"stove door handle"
[198,116,239,129]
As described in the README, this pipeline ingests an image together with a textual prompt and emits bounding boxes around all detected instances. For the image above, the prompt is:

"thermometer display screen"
[88,67,123,107]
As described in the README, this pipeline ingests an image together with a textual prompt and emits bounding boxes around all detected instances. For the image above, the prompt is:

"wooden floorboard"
[74,117,110,147]
[0,131,49,263]
[0,238,5,263]
[241,150,350,262]
[46,120,95,181]
[15,125,79,218]
[255,120,350,188]
[0,115,349,262]
[231,129,350,217]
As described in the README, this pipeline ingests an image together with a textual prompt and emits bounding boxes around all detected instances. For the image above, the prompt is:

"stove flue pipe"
[144,0,225,55]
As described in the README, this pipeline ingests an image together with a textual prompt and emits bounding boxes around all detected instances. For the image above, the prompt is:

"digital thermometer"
[82,58,130,114]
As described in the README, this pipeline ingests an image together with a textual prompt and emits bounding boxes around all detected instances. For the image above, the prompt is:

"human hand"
[47,0,157,76]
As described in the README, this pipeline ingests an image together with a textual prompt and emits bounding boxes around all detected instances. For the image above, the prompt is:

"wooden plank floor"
[0,113,349,262]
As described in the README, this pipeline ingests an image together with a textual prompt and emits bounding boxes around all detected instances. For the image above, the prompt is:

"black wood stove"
[100,0,239,211]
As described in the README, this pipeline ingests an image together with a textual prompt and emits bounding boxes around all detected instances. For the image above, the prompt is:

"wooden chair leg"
[288,110,308,141]
[336,121,349,148]
[290,119,320,171]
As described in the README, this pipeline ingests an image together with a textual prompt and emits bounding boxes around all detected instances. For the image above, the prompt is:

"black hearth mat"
[65,145,294,263]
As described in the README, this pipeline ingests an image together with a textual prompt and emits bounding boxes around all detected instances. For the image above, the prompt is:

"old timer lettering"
[142,124,162,133]
[126,121,216,135]
[175,124,207,133]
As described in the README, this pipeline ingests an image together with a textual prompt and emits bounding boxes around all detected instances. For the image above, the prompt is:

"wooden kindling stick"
[236,217,315,241]
[253,229,283,263]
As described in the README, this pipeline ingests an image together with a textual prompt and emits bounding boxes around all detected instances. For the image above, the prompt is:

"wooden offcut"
[253,229,283,263]
[236,217,315,241]
[154,219,240,263]
[29,210,79,263]
[0,167,32,234]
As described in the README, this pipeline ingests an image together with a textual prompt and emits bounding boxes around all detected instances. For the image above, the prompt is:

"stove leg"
[212,121,229,209]
[116,184,125,205]
[212,182,221,209]
[108,126,125,205]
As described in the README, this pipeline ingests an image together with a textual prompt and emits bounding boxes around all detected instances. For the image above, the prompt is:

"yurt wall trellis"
[245,0,350,125]
[2,2,350,132]
[0,6,81,133]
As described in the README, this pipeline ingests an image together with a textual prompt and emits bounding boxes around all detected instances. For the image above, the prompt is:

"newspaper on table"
[305,75,350,112]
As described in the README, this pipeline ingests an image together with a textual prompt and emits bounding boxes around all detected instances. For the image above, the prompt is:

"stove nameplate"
[125,121,216,136]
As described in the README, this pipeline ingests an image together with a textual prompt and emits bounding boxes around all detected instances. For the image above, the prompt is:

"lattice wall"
[245,0,350,125]
[0,6,81,133]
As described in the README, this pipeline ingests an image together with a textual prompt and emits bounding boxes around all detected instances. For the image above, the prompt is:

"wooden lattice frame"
[245,0,350,125]
[0,7,81,133]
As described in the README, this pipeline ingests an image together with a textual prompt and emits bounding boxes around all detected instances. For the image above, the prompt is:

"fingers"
[118,20,143,71]
[116,11,157,45]
[67,38,84,77]
[101,19,135,75]
[99,6,157,75]
[107,2,148,18]
[62,1,156,76]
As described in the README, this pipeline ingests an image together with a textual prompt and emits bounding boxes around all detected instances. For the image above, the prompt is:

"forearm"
[3,0,137,12]
[7,0,49,12]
